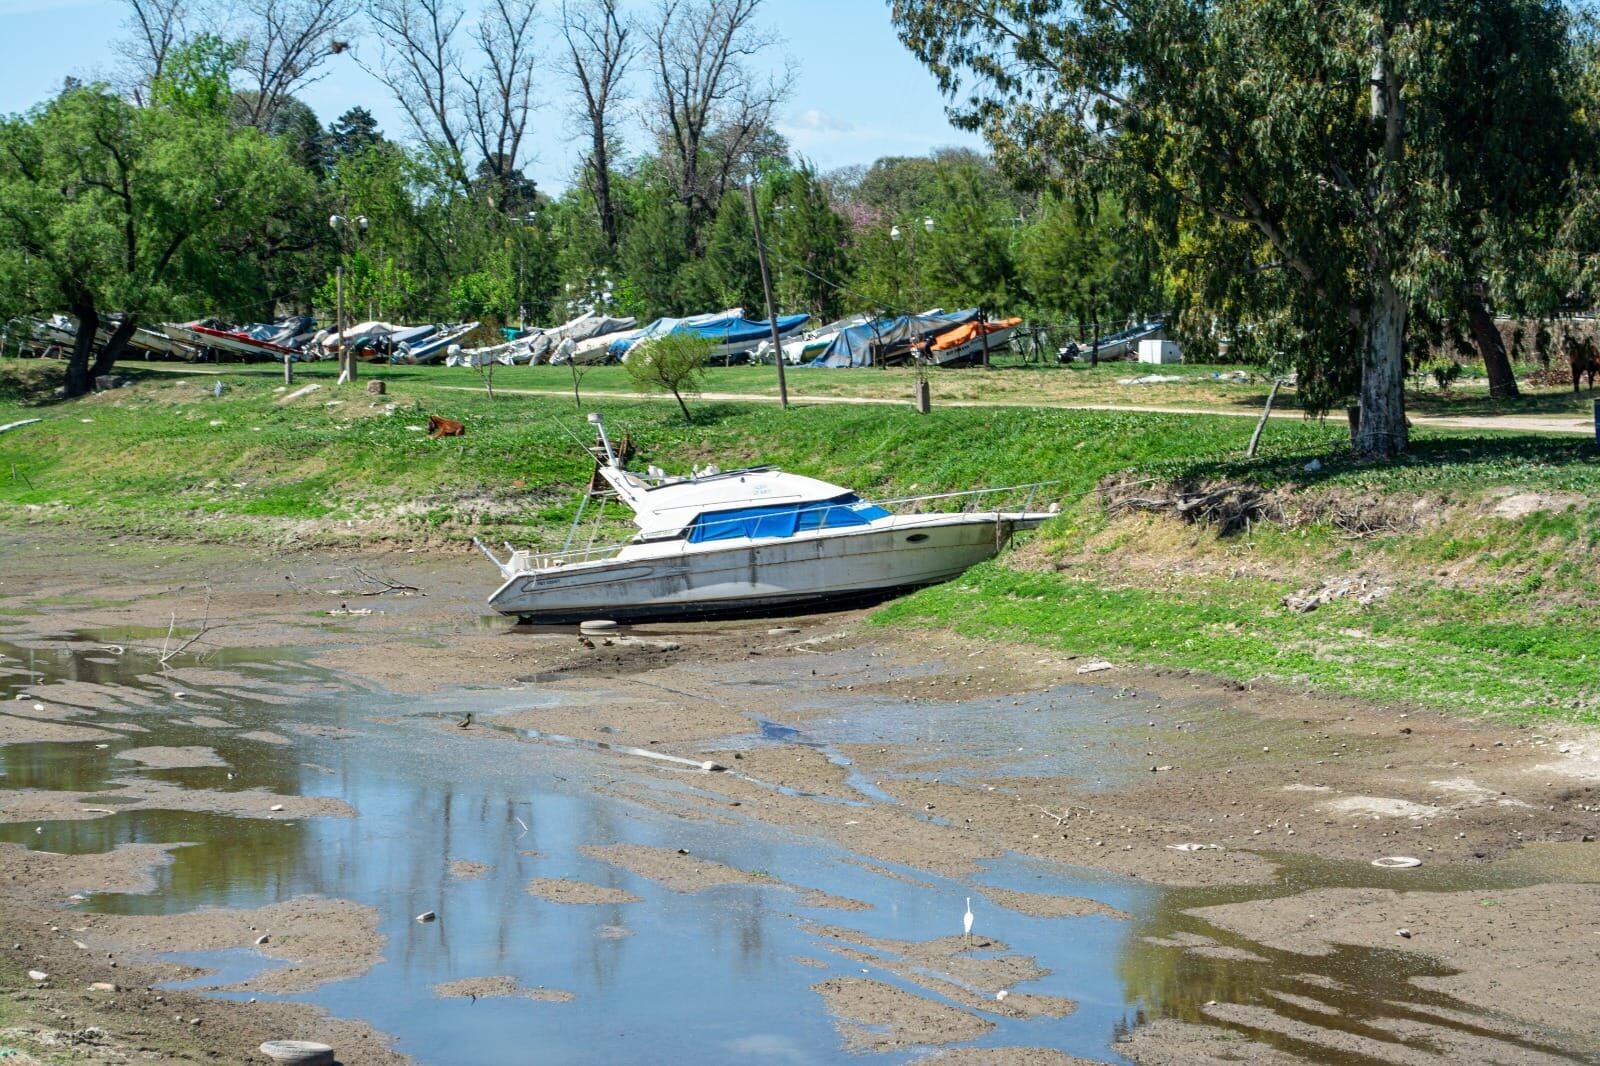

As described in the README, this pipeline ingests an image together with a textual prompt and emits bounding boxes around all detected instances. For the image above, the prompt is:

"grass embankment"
[3,359,1598,720]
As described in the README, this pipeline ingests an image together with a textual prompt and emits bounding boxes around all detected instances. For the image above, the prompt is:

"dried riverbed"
[0,534,1596,1064]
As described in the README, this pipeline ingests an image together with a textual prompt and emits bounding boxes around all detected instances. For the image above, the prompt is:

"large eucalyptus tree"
[891,0,1578,455]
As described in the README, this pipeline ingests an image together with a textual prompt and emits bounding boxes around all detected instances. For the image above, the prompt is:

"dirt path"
[437,384,1595,435]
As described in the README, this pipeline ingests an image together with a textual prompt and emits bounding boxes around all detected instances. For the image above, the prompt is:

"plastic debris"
[1371,856,1423,869]
[260,1040,335,1065]
[1076,660,1115,675]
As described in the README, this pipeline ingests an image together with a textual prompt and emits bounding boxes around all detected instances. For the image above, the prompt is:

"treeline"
[0,0,1164,398]
[892,0,1600,456]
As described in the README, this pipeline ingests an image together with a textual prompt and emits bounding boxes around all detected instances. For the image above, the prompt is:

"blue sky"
[0,0,982,191]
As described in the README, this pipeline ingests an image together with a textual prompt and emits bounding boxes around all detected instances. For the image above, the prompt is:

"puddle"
[0,634,1593,1064]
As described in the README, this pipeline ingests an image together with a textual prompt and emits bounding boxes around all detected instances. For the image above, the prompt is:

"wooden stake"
[1247,379,1282,458]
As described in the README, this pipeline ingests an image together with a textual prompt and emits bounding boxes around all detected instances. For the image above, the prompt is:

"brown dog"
[427,415,466,439]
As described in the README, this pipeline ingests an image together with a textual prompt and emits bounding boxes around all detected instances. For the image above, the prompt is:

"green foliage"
[149,34,241,120]
[767,163,851,320]
[891,0,1581,456]
[624,333,712,420]
[0,81,310,392]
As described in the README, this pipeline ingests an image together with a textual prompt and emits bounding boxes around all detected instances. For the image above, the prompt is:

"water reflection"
[0,633,1592,1063]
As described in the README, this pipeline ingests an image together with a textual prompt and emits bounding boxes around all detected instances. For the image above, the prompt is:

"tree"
[368,0,540,203]
[625,332,711,421]
[1018,192,1159,335]
[0,48,307,397]
[920,163,1014,315]
[232,0,360,130]
[767,162,851,320]
[619,173,693,317]
[891,0,1577,457]
[645,0,792,241]
[688,189,763,314]
[327,105,384,161]
[562,0,637,254]
[118,0,192,100]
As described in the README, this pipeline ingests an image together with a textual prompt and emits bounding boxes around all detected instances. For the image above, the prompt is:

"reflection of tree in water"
[1116,884,1579,1062]
[0,639,332,917]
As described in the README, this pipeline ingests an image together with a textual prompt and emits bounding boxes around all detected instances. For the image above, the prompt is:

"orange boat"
[929,317,1024,364]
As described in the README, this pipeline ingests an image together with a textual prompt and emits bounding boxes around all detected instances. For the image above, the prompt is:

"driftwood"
[1100,473,1416,539]
[1102,476,1285,536]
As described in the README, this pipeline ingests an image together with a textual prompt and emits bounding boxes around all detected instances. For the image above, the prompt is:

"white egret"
[963,897,974,941]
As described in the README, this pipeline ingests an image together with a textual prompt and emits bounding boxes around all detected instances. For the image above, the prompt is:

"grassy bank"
[4,360,1598,719]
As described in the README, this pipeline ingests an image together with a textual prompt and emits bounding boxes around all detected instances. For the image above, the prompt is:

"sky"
[0,0,984,192]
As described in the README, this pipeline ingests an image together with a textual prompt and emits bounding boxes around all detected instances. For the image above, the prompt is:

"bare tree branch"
[562,0,636,250]
[117,0,193,103]
[234,0,360,129]
[645,0,791,239]
[464,0,541,204]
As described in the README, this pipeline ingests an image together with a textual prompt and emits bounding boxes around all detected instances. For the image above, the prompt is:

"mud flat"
[79,896,386,993]
[433,976,574,1002]
[811,976,994,1050]
[3,535,1600,1064]
[113,744,229,769]
[1190,882,1600,1035]
[525,877,640,905]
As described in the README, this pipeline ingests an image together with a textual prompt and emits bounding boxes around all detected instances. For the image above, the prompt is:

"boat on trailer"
[477,416,1057,624]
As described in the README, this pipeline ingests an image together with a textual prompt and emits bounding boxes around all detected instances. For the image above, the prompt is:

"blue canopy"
[610,312,811,360]
[810,309,979,368]
[687,494,892,544]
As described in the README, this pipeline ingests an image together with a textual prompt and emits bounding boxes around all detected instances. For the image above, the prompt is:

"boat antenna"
[587,412,619,467]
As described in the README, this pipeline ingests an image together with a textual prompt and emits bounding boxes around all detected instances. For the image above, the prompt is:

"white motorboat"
[478,416,1056,624]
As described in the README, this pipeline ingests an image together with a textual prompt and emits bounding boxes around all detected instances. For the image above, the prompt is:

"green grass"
[5,358,1599,720]
[875,564,1599,720]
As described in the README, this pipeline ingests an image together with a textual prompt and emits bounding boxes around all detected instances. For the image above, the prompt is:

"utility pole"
[336,263,347,383]
[979,308,991,369]
[747,182,788,409]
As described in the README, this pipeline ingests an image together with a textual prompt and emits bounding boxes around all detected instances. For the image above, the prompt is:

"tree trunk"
[1354,279,1408,458]
[591,137,617,252]
[63,304,99,399]
[91,316,138,380]
[1468,302,1519,400]
[672,387,692,423]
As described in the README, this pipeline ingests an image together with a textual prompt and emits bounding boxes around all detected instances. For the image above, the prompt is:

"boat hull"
[488,515,1041,624]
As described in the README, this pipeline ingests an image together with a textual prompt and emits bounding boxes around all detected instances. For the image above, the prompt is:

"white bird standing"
[963,897,974,942]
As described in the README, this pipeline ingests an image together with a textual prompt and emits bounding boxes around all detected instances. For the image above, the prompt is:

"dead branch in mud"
[1029,803,1092,825]
[158,586,214,665]
[347,565,425,597]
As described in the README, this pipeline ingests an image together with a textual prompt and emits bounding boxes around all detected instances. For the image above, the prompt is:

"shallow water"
[0,634,1592,1064]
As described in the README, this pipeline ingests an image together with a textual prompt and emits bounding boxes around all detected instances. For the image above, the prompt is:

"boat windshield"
[686,494,891,544]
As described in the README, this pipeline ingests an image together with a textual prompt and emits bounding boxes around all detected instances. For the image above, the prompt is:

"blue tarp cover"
[687,494,892,544]
[610,312,811,360]
[810,309,978,368]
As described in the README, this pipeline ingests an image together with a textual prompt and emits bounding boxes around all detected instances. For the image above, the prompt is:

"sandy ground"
[2,535,1599,1062]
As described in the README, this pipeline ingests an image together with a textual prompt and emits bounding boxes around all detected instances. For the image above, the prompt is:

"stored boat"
[478,416,1056,624]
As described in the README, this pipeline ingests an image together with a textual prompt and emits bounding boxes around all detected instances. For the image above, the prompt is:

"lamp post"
[329,213,368,383]
[509,210,537,330]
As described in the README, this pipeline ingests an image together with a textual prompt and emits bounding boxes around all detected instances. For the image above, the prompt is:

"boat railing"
[870,481,1060,515]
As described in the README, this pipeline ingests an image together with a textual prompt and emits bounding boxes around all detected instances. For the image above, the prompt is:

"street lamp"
[329,214,368,384]
[510,210,538,329]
